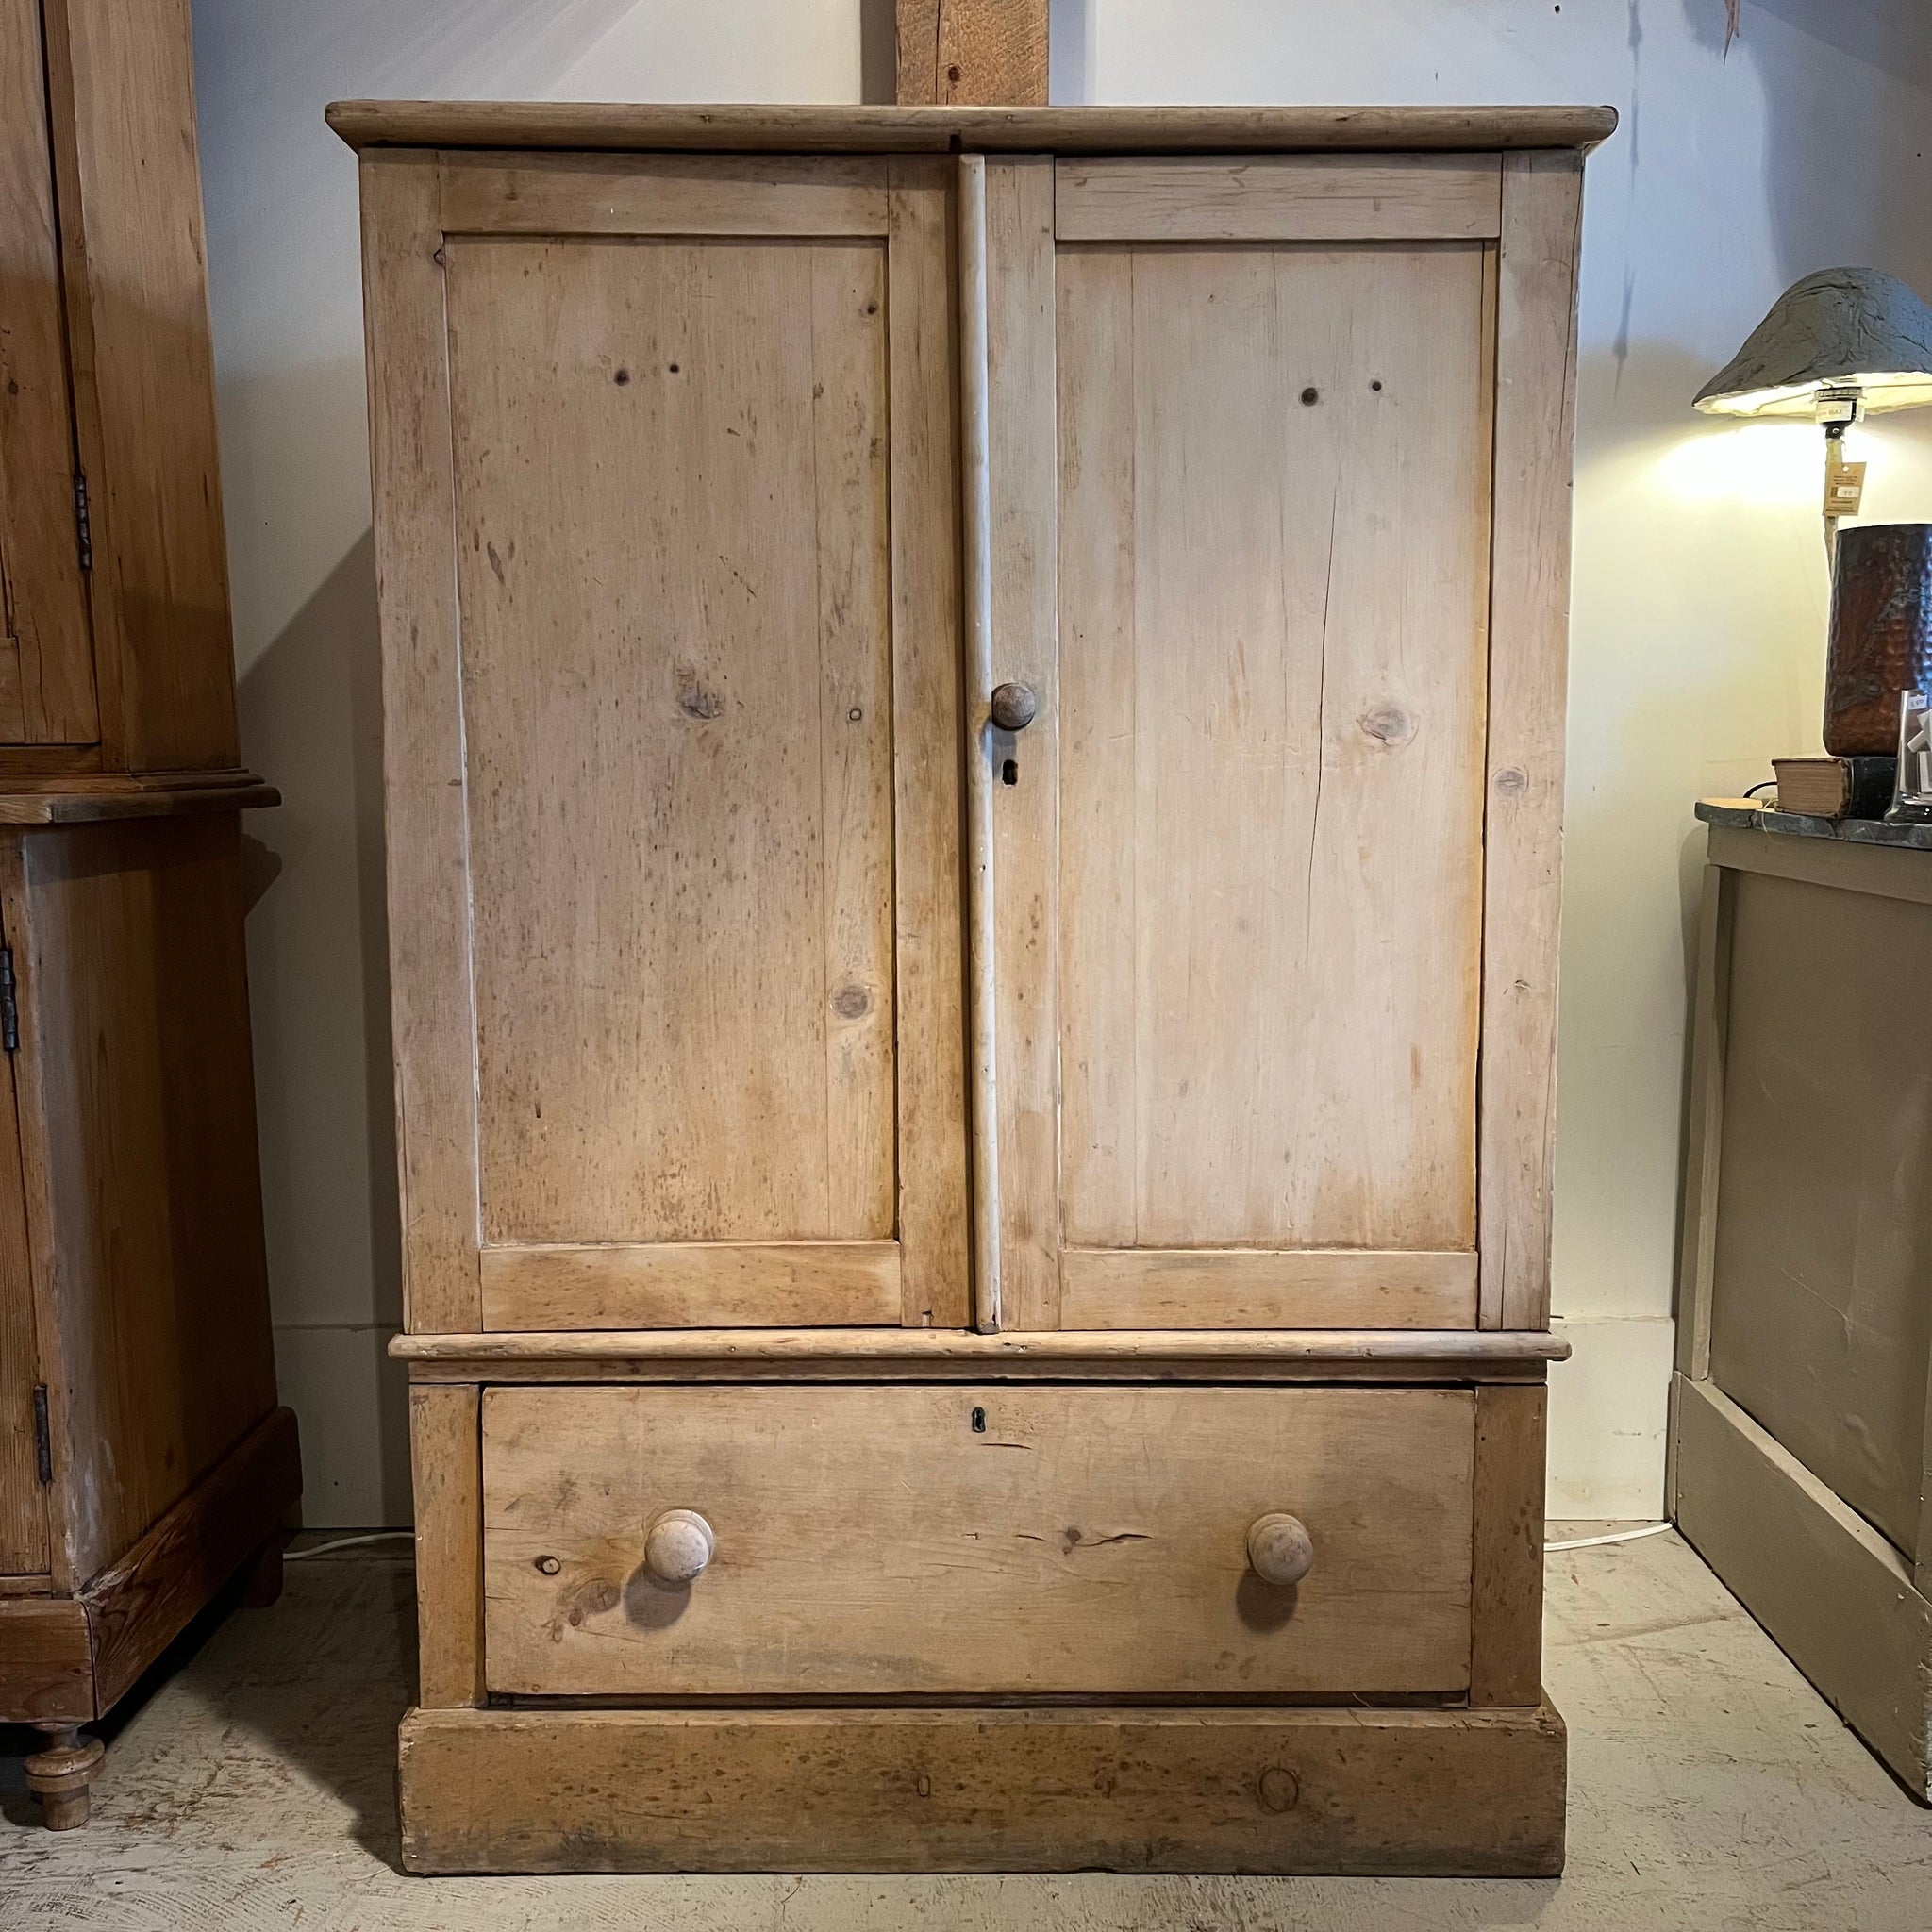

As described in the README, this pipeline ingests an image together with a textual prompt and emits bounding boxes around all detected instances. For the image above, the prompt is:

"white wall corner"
[274,1323,413,1527]
[1547,1314,1677,1521]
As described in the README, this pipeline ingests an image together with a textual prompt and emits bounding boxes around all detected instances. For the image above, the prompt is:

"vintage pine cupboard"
[1,0,293,1833]
[335,99,1611,1875]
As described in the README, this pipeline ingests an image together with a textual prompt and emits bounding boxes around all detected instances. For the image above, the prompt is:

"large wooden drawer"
[481,1384,1474,1698]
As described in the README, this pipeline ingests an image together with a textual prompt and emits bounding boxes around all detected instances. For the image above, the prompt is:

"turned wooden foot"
[240,1533,286,1608]
[25,1724,104,1830]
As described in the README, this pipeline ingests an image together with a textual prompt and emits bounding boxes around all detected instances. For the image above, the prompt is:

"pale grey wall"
[190,0,1932,1520]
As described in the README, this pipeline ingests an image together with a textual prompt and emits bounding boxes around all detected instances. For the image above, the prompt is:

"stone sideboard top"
[1696,796,1932,853]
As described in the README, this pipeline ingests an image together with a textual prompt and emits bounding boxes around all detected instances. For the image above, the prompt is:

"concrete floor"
[3,1526,1928,1929]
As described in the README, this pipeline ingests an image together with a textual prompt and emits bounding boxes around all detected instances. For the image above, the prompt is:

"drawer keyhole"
[971,1407,987,1433]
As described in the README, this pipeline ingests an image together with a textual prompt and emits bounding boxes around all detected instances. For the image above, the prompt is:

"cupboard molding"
[391,1325,1572,1365]
[328,99,1618,157]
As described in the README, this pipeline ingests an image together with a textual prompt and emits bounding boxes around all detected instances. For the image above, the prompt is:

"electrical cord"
[283,1531,414,1562]
[1545,1522,1674,1552]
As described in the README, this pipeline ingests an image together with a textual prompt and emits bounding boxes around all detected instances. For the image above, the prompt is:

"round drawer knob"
[990,681,1040,732]
[1246,1512,1315,1588]
[643,1508,715,1586]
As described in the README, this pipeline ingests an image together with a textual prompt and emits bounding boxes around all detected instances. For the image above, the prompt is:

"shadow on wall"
[1707,0,1932,289]
[1050,0,1091,102]
[237,527,410,1524]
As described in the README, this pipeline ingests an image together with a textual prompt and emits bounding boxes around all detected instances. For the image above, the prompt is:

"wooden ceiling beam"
[896,0,1048,107]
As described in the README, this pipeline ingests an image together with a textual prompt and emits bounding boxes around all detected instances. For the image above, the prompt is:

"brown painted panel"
[1708,868,1932,1555]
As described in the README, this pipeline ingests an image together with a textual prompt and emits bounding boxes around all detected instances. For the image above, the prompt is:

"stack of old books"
[1770,755,1896,820]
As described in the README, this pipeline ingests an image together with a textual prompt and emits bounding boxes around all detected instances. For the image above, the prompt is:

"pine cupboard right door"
[975,151,1581,1334]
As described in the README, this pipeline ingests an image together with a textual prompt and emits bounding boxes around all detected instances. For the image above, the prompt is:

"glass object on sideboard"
[1886,690,1932,824]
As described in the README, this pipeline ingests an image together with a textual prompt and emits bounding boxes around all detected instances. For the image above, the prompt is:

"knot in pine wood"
[1357,703,1414,746]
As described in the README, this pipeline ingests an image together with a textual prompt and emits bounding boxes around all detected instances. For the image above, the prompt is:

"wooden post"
[896,0,1048,106]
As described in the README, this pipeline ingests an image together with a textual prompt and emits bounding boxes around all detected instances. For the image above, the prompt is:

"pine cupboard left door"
[0,0,99,748]
[363,150,970,1337]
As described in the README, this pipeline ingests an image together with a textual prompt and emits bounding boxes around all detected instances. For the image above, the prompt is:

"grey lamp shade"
[1693,267,1932,417]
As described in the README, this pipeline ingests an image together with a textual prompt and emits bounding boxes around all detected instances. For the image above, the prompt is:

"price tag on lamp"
[1695,268,1932,821]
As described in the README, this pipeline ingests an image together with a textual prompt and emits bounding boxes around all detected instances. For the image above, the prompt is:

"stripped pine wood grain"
[984,155,1061,1329]
[1478,152,1583,1331]
[481,1384,1475,1698]
[360,151,482,1333]
[1470,1383,1546,1706]
[328,101,1620,156]
[344,108,1601,1874]
[439,152,890,236]
[886,158,972,1327]
[398,1702,1568,1875]
[480,1241,902,1330]
[1057,1249,1477,1331]
[444,229,895,1253]
[1054,155,1503,242]
[396,1324,1569,1364]
[1056,242,1490,1266]
[409,1384,482,1708]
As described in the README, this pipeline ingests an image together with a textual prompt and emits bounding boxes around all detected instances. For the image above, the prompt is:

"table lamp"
[1693,267,1932,557]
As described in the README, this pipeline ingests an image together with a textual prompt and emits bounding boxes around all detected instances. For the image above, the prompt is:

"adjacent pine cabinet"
[0,0,294,1832]
[339,98,1610,1876]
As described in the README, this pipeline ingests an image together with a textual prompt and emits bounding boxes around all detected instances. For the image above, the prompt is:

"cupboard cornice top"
[326,100,1618,158]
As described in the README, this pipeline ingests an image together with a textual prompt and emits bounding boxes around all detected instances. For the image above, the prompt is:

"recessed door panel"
[449,234,895,1252]
[980,157,1495,1330]
[1058,242,1490,1257]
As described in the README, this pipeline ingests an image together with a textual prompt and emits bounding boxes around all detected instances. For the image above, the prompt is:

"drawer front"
[481,1384,1474,1697]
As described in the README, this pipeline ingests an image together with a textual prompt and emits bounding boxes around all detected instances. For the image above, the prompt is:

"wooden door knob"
[644,1508,715,1586]
[1246,1512,1315,1587]
[990,681,1039,731]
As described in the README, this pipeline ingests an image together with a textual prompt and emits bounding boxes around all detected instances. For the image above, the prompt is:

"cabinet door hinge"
[0,946,16,1053]
[73,472,92,573]
[32,1385,52,1485]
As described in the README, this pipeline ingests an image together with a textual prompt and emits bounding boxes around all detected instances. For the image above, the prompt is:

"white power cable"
[283,1531,415,1562]
[1545,1522,1674,1553]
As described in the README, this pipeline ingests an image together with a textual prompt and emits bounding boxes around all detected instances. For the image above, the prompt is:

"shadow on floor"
[1,1541,416,1863]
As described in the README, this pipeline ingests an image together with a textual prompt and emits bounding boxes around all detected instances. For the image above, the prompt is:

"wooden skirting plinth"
[1673,1374,1932,1799]
[398,1700,1567,1875]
